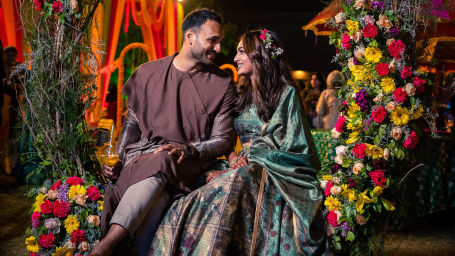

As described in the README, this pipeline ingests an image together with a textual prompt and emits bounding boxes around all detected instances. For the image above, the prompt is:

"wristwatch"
[184,144,199,159]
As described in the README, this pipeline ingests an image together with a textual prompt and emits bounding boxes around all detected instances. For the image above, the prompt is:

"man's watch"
[184,144,199,159]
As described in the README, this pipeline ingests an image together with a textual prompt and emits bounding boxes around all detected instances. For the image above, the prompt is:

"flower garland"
[320,0,433,253]
[26,177,104,255]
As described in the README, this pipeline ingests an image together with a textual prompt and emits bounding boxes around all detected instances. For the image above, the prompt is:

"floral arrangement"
[319,0,434,254]
[25,177,104,256]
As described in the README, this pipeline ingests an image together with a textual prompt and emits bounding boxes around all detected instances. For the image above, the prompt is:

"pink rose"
[404,131,418,148]
[401,66,412,79]
[372,106,387,123]
[393,88,407,103]
[335,116,346,132]
[369,169,387,187]
[352,143,367,159]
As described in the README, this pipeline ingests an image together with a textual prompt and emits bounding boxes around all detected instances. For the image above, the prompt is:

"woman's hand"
[206,170,229,183]
[229,156,249,169]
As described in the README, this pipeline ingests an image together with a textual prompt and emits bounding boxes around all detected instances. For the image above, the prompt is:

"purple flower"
[372,1,384,9]
[331,163,341,174]
[57,183,69,202]
[342,221,350,230]
[363,118,372,132]
[355,89,370,112]
[390,28,400,38]
[353,57,358,65]
[348,178,357,188]
[345,0,353,4]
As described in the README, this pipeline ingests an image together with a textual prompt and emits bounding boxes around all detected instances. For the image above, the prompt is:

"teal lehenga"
[149,87,327,255]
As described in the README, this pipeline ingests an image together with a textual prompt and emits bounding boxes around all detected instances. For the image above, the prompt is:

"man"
[92,8,236,256]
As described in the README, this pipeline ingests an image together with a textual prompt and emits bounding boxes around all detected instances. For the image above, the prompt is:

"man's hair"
[182,8,223,35]
[4,45,17,54]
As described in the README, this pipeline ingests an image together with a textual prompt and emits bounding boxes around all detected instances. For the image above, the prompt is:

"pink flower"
[369,170,387,187]
[66,176,83,186]
[87,186,102,201]
[50,180,62,190]
[34,0,43,11]
[376,63,389,77]
[413,77,426,94]
[341,32,351,50]
[335,116,346,132]
[71,229,86,243]
[38,233,56,248]
[53,199,70,218]
[41,200,53,214]
[31,212,41,228]
[52,1,64,13]
[372,106,387,123]
[328,210,340,227]
[404,131,418,148]
[401,66,412,79]
[393,88,407,103]
[352,143,367,159]
[324,181,334,197]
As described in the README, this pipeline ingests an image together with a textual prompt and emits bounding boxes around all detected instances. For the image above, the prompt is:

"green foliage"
[20,0,102,180]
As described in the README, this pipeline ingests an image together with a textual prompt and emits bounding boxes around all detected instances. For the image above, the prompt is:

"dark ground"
[0,173,454,256]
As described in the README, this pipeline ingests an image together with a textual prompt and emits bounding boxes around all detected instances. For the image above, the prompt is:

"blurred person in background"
[315,70,344,129]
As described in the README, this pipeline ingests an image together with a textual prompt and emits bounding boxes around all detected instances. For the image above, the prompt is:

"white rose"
[320,180,328,189]
[348,58,356,68]
[333,177,341,185]
[373,92,383,103]
[405,83,416,96]
[335,145,347,156]
[386,101,396,112]
[331,128,341,139]
[78,241,90,252]
[330,185,342,196]
[391,126,404,140]
[351,30,362,43]
[364,15,375,25]
[353,162,364,174]
[353,0,366,9]
[335,155,343,165]
[335,12,346,24]
[383,148,390,160]
[354,46,365,59]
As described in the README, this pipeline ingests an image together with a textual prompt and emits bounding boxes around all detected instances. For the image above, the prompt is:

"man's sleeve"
[191,82,236,161]
[118,107,142,162]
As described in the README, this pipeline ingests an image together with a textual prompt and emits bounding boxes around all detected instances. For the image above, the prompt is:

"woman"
[301,72,326,128]
[149,29,327,255]
[316,70,344,129]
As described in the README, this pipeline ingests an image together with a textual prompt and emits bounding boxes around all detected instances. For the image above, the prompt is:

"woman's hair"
[311,72,327,91]
[326,70,344,89]
[235,29,295,123]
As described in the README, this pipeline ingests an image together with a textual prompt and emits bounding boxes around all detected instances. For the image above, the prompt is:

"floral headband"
[259,29,284,59]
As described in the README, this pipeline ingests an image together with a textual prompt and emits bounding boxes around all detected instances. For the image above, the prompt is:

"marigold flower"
[64,215,80,234]
[364,47,382,63]
[68,185,87,201]
[324,195,342,211]
[391,106,410,126]
[346,20,359,32]
[33,194,46,212]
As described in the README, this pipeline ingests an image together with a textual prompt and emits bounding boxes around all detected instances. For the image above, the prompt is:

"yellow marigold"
[324,195,342,211]
[64,215,80,234]
[25,236,40,252]
[411,105,423,120]
[347,119,362,131]
[98,199,104,211]
[346,20,359,32]
[322,175,333,181]
[341,184,357,202]
[365,144,384,159]
[349,65,368,82]
[373,186,384,195]
[33,193,46,212]
[391,106,410,126]
[347,103,361,119]
[52,247,64,256]
[68,185,86,201]
[346,131,360,144]
[364,47,382,63]
[380,77,396,94]
[356,190,375,212]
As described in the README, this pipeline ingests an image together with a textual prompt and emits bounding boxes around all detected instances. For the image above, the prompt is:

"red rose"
[401,66,412,79]
[335,116,346,132]
[30,253,38,256]
[341,32,351,50]
[376,63,389,77]
[372,106,387,123]
[388,40,405,59]
[328,210,340,227]
[413,77,426,94]
[52,1,64,13]
[352,143,367,159]
[392,88,407,103]
[31,211,41,228]
[362,24,378,38]
[33,0,43,11]
[53,199,70,218]
[66,176,83,186]
[368,170,387,187]
[50,180,62,190]
[38,233,56,248]
[41,200,53,214]
[87,185,102,201]
[71,229,86,243]
[404,131,418,148]
[324,181,334,197]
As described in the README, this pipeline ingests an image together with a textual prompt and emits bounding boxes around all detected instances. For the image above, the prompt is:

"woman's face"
[310,74,321,89]
[234,40,254,79]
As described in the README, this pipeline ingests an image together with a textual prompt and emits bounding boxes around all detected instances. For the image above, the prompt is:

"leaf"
[346,231,355,242]
[410,96,416,105]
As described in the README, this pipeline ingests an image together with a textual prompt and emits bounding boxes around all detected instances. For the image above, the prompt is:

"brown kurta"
[102,54,236,236]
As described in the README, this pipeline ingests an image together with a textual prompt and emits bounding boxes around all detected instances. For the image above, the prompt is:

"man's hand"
[101,161,122,181]
[206,169,229,183]
[156,143,187,164]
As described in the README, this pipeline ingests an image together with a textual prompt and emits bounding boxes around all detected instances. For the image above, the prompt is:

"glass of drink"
[101,142,119,167]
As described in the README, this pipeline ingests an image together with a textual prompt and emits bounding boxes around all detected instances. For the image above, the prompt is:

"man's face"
[4,51,17,66]
[190,20,223,65]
